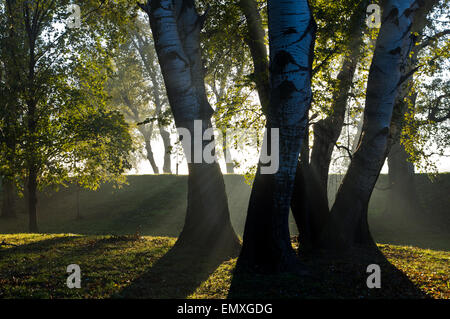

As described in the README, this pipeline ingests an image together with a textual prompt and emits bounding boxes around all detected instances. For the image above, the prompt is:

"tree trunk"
[309,50,359,198]
[290,0,368,250]
[145,138,160,174]
[387,141,420,218]
[132,29,172,174]
[223,130,234,174]
[1,178,15,218]
[383,0,439,220]
[1,118,17,219]
[179,164,236,246]
[239,0,316,272]
[177,125,239,253]
[238,0,270,113]
[321,0,418,250]
[28,167,38,233]
[137,121,160,174]
[291,136,330,251]
[159,126,172,173]
[141,0,240,254]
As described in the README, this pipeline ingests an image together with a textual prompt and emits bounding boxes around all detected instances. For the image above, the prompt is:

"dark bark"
[176,159,240,254]
[159,126,172,173]
[240,163,301,272]
[238,0,316,272]
[238,0,270,113]
[291,128,329,251]
[308,0,368,189]
[1,178,16,218]
[172,119,240,254]
[309,51,359,197]
[291,162,330,251]
[28,167,38,233]
[290,0,368,250]
[1,102,17,219]
[145,137,160,174]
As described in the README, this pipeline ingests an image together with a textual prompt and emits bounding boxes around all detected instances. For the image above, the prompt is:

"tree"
[0,0,30,218]
[320,0,420,249]
[200,0,260,174]
[238,0,316,272]
[291,0,371,250]
[0,0,136,232]
[139,0,240,254]
[237,0,375,251]
[387,0,449,219]
[107,20,173,175]
[131,20,173,173]
[238,0,269,113]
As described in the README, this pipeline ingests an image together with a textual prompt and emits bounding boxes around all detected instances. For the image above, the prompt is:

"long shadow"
[0,236,77,256]
[0,235,143,275]
[0,235,138,258]
[116,243,237,299]
[228,247,428,299]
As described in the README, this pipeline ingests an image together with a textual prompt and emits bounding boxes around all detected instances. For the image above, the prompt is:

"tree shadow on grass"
[0,235,140,260]
[116,243,238,299]
[0,236,77,256]
[228,247,428,299]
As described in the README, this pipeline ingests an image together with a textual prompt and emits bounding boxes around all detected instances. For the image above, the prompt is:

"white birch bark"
[140,0,240,253]
[140,0,200,124]
[325,0,419,248]
[240,0,316,272]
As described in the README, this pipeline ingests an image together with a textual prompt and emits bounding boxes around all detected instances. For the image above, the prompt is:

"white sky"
[128,123,450,176]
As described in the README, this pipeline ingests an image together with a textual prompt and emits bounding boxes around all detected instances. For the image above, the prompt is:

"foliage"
[0,0,137,195]
[197,0,265,173]
[400,0,450,174]
[106,15,174,171]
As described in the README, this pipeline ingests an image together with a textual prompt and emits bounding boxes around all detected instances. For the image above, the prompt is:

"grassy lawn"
[0,174,448,250]
[0,234,448,299]
[0,174,448,299]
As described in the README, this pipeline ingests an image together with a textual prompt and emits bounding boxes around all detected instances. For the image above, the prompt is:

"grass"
[0,174,449,250]
[0,174,448,299]
[0,234,174,298]
[0,234,448,299]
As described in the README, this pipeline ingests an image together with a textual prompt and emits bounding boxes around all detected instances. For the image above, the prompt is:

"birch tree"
[139,0,240,254]
[387,0,449,218]
[291,0,370,250]
[320,0,420,249]
[237,0,372,251]
[238,0,316,272]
